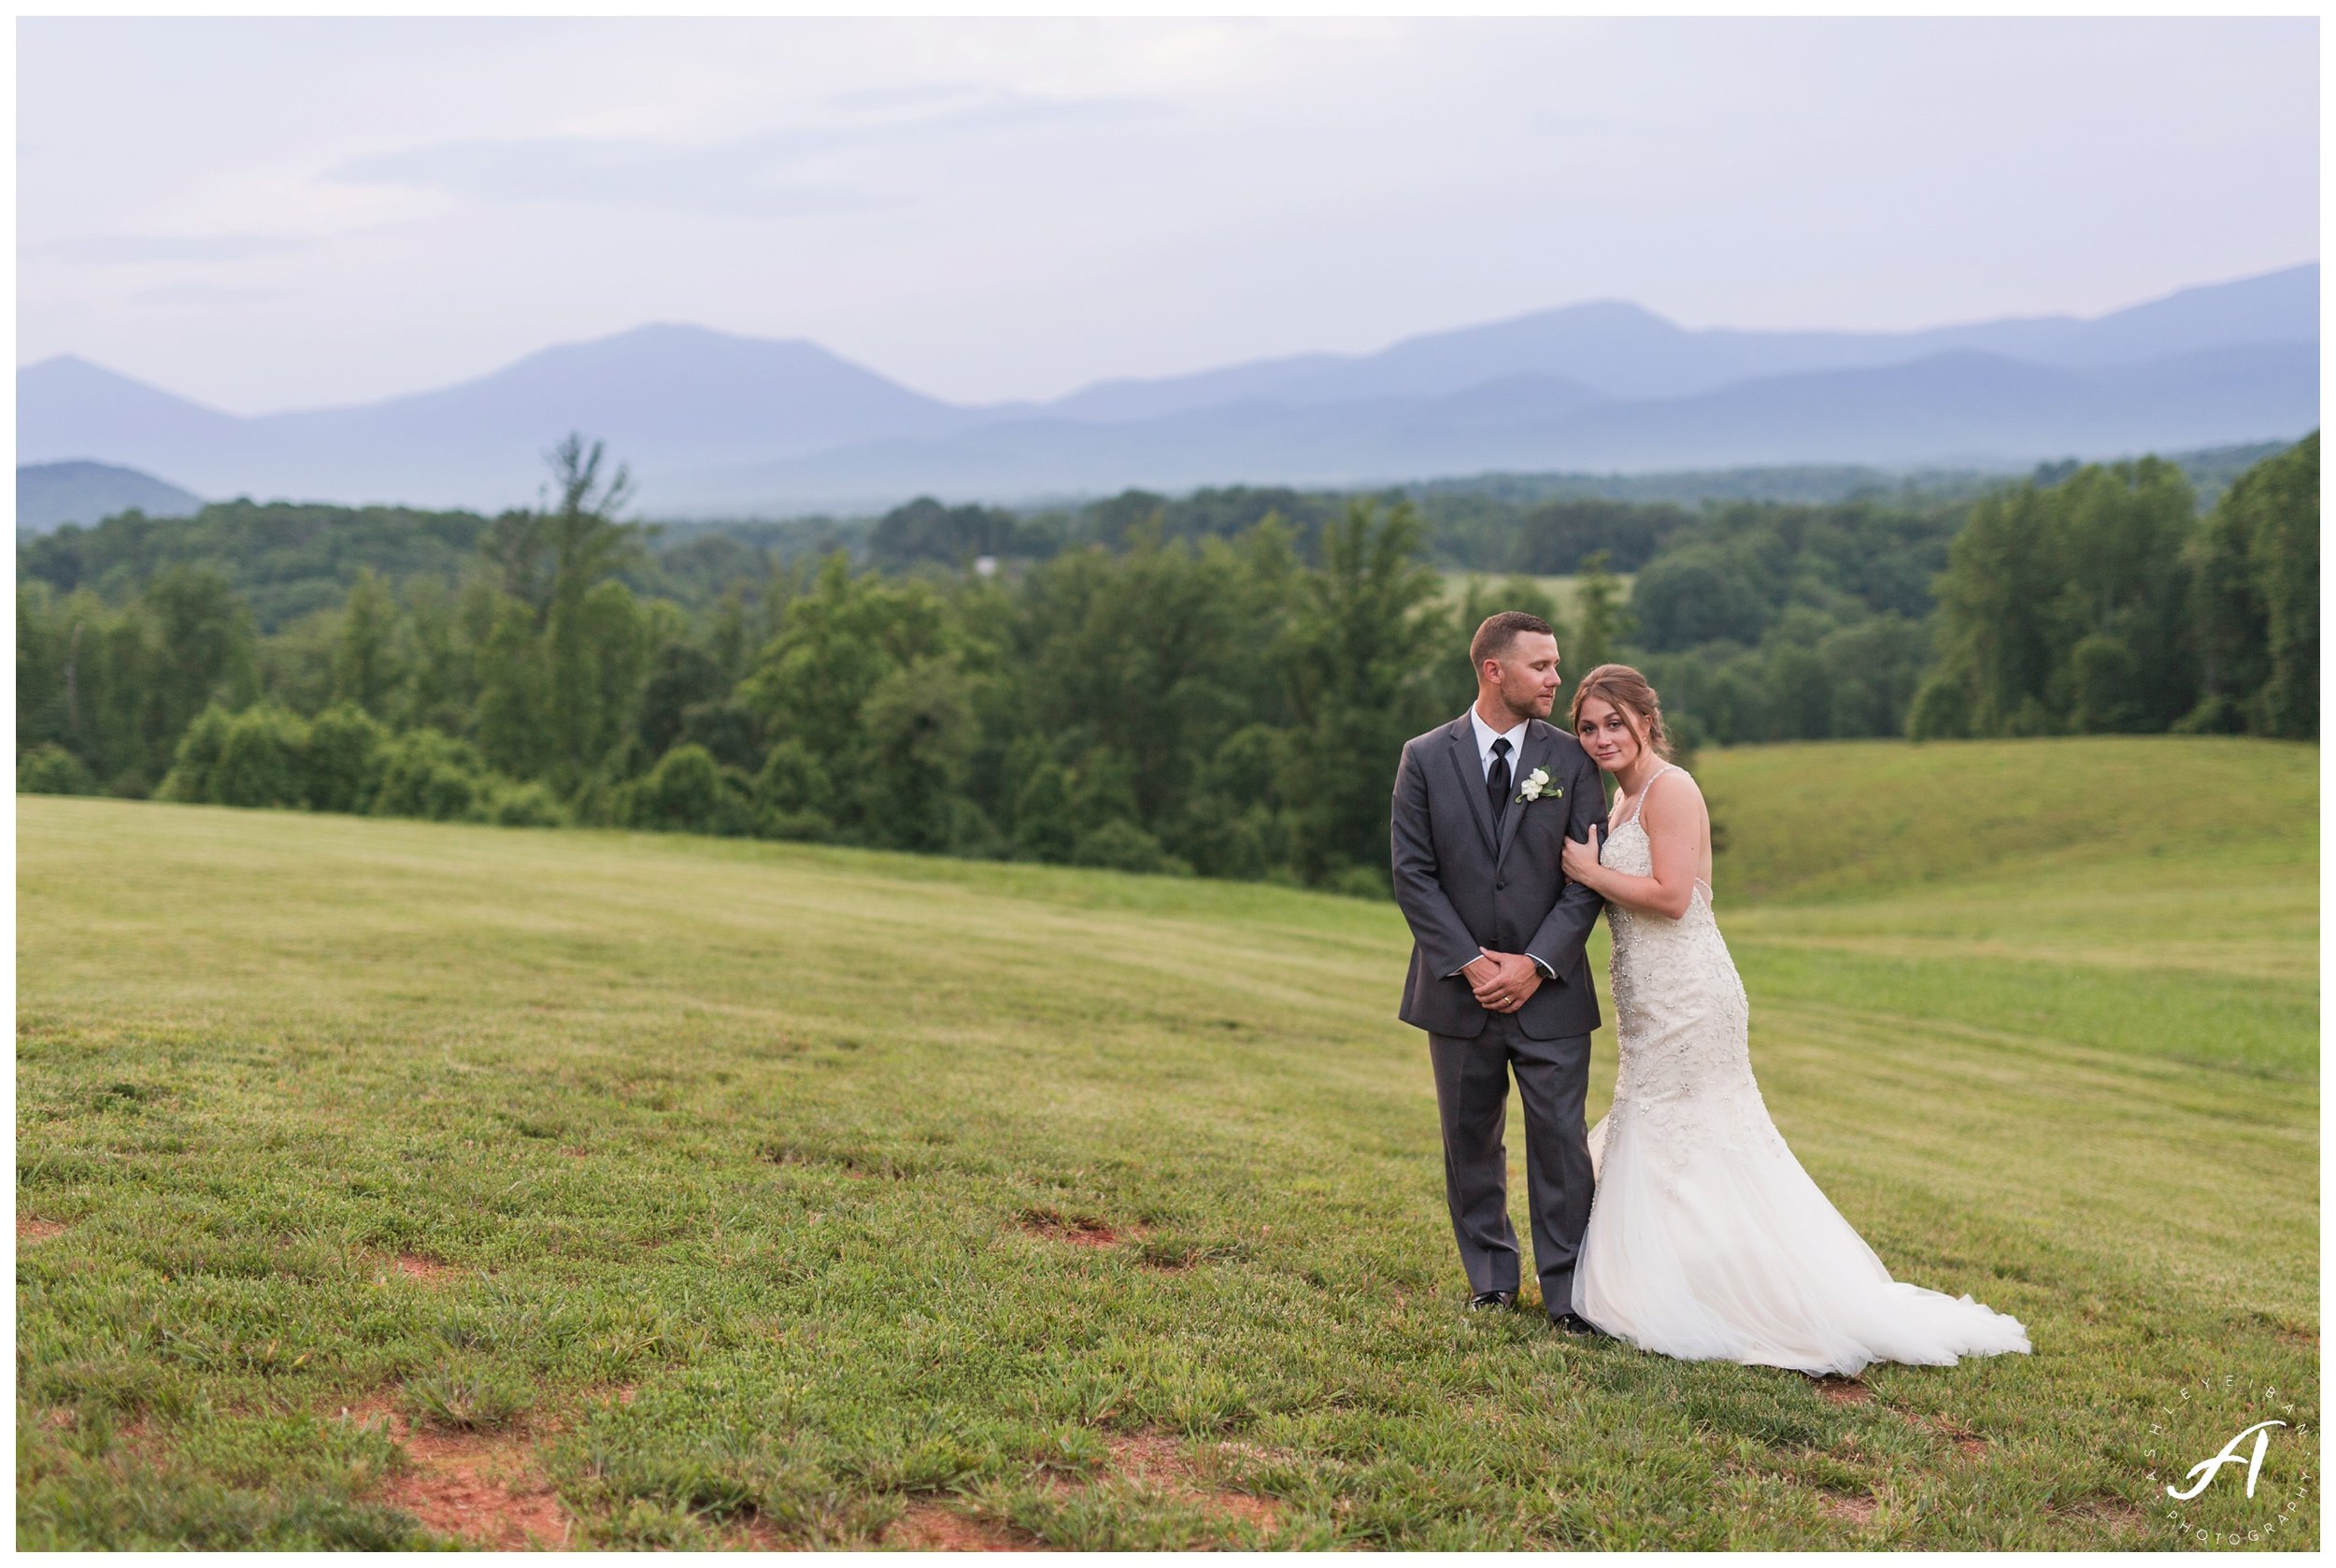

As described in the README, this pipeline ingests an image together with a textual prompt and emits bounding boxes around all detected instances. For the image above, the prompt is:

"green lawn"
[1440,570,1632,624]
[16,735,2318,1549]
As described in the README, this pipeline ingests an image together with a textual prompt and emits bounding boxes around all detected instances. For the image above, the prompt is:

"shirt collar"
[1468,704,1530,764]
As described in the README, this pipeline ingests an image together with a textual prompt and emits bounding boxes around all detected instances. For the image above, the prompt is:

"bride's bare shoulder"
[1642,765,1707,823]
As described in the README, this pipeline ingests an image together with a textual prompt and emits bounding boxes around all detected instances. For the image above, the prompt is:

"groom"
[1389,611,1609,1333]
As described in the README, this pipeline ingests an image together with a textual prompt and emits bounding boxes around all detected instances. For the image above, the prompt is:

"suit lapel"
[1493,720,1553,869]
[1444,718,1498,858]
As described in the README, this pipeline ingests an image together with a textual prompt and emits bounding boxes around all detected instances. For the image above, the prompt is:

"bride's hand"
[1560,825,1602,886]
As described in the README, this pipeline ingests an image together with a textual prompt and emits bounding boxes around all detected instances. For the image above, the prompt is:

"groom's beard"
[1488,688,1555,725]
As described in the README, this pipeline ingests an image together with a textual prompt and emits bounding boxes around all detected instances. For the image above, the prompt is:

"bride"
[1554,664,2031,1376]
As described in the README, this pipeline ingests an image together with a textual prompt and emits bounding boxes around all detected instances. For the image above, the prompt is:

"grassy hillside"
[1440,569,1633,624]
[16,735,2317,1549]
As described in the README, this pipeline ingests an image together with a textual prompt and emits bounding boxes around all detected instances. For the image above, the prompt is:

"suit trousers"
[1427,1012,1594,1315]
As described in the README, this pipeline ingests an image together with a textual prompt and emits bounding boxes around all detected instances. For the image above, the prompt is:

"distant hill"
[1048,260,2323,417]
[15,324,981,514]
[672,342,2316,511]
[16,263,2317,514]
[15,460,203,535]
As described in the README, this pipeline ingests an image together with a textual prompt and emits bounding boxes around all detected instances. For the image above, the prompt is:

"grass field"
[15,735,2318,1549]
[1440,570,1632,624]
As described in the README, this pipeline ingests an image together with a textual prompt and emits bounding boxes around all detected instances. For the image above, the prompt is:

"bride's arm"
[1559,773,1706,920]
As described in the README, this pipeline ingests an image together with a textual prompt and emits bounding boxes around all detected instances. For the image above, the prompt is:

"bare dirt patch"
[1101,1433,1284,1536]
[885,1501,1046,1551]
[1926,1415,1988,1459]
[1810,1376,1871,1405]
[18,1216,67,1243]
[394,1253,456,1283]
[1016,1208,1136,1248]
[717,1509,800,1551]
[2047,1493,2150,1540]
[1817,1491,1878,1527]
[1107,1433,1197,1486]
[337,1392,569,1549]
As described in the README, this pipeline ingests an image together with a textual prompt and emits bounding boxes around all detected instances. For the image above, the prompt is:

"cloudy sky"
[17,15,2319,415]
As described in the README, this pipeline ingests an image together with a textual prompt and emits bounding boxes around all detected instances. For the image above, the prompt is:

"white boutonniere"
[1516,766,1560,804]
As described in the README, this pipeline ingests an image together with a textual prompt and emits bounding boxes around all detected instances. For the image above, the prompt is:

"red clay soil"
[885,1502,1047,1551]
[2045,1494,2150,1539]
[1817,1491,1879,1527]
[876,1433,1284,1549]
[339,1396,570,1549]
[18,1216,67,1243]
[1103,1433,1284,1534]
[1925,1415,1989,1459]
[1016,1210,1130,1248]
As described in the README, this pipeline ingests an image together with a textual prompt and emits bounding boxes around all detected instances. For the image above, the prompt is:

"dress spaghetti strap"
[1620,762,1674,829]
[1622,763,1710,904]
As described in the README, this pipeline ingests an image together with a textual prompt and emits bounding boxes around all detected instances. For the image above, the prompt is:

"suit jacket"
[1389,712,1610,1040]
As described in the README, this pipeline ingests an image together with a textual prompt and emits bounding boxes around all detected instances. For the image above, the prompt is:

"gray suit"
[1389,712,1609,1311]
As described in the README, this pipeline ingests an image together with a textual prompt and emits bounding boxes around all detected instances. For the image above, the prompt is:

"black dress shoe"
[1551,1311,1610,1338]
[1466,1290,1517,1311]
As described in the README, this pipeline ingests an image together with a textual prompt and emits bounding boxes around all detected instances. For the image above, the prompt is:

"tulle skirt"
[1572,1109,2032,1376]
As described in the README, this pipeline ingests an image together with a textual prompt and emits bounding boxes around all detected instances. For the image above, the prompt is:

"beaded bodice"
[1596,767,1785,1166]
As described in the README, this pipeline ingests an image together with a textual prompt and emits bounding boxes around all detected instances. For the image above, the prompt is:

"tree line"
[16,432,2315,893]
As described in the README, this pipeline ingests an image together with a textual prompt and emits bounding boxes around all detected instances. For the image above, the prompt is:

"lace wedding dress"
[1571,763,2031,1376]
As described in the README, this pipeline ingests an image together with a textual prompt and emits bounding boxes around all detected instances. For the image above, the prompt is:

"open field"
[1439,570,1632,623]
[16,735,2317,1548]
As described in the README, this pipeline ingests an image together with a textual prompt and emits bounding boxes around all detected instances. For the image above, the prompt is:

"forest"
[16,432,2317,893]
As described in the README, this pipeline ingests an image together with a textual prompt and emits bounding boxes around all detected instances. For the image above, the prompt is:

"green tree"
[330,569,406,718]
[306,703,390,813]
[2051,458,2197,733]
[472,596,551,778]
[2250,434,2318,739]
[139,566,258,788]
[1569,550,1635,674]
[737,551,959,840]
[1914,482,2070,737]
[1275,500,1448,886]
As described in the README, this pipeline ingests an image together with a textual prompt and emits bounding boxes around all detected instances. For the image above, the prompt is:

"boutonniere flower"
[1516,766,1560,804]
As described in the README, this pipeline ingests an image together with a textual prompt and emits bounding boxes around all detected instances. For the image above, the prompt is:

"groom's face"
[1485,632,1562,721]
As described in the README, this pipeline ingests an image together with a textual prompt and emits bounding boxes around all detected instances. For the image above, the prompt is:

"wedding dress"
[1571,763,2031,1376]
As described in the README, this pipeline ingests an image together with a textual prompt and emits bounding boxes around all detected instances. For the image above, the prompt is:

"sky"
[16,15,2321,416]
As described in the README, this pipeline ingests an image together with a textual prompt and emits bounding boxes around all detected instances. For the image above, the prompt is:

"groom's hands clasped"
[1462,949,1542,1014]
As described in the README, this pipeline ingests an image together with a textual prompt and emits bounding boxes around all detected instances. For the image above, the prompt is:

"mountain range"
[16,262,2317,517]
[16,459,204,534]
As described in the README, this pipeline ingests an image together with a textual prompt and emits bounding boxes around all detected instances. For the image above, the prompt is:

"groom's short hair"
[1471,610,1555,669]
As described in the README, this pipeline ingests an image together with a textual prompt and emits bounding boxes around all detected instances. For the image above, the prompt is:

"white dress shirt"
[1455,705,1556,982]
[1468,705,1531,783]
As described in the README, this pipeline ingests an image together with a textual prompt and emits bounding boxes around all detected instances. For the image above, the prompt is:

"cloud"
[31,233,312,264]
[322,91,1169,219]
[328,133,877,220]
[823,81,985,115]
[132,281,292,305]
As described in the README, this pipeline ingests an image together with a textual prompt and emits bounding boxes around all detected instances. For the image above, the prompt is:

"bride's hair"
[1569,663,1674,760]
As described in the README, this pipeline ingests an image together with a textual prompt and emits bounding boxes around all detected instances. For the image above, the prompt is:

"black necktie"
[1488,736,1512,819]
